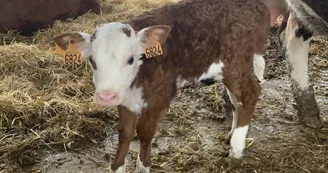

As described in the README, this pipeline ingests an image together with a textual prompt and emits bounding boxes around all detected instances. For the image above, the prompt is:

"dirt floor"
[0,0,327,173]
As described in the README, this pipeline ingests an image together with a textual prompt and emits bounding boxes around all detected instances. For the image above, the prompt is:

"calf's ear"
[53,32,92,58]
[137,25,171,48]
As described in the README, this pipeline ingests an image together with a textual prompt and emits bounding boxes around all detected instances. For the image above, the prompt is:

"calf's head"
[53,22,171,107]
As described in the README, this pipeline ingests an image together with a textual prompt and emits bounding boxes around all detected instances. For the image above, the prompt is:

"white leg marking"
[113,165,125,173]
[229,125,249,159]
[253,54,266,84]
[285,13,310,90]
[135,154,150,173]
[111,158,127,173]
[226,88,238,134]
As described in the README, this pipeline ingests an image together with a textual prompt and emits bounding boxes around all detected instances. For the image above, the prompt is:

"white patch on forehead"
[198,61,224,82]
[121,86,147,114]
[92,23,136,60]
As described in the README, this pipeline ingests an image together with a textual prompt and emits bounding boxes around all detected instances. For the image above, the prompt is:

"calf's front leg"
[111,106,137,173]
[135,108,162,173]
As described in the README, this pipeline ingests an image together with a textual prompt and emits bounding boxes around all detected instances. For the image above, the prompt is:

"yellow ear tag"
[55,40,83,64]
[144,41,163,58]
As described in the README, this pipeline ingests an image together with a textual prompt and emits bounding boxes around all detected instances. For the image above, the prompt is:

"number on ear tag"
[144,42,163,58]
[62,53,83,64]
[55,40,83,64]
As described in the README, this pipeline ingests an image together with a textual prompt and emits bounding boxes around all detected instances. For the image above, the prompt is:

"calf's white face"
[53,22,171,107]
[90,23,143,107]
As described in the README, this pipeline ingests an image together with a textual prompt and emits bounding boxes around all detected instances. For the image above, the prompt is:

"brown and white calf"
[53,0,269,172]
[259,0,328,128]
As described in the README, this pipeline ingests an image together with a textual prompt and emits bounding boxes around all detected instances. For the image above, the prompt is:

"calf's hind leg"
[223,53,265,142]
[221,87,237,141]
[223,64,261,159]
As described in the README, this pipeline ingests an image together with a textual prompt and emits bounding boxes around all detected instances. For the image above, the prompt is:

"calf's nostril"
[108,94,117,100]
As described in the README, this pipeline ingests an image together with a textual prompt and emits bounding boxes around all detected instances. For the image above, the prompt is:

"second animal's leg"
[283,12,322,128]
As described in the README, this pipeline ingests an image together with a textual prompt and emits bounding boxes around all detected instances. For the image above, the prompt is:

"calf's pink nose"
[95,90,119,105]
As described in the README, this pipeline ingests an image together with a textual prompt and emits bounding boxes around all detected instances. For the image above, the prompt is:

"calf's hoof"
[229,148,243,160]
[134,154,150,173]
[110,166,125,173]
[227,152,242,168]
[110,159,127,173]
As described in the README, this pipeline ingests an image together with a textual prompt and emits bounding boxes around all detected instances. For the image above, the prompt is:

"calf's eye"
[128,56,134,65]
